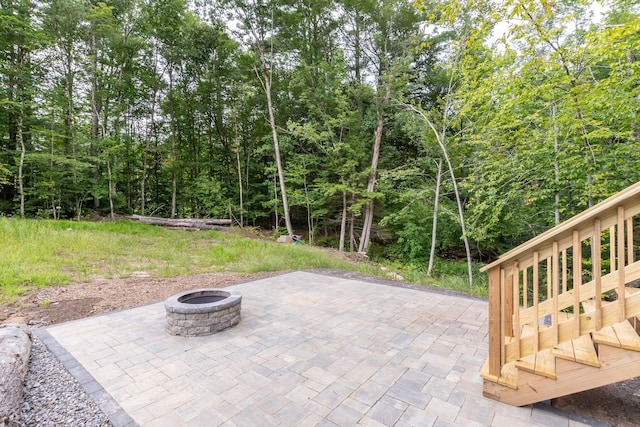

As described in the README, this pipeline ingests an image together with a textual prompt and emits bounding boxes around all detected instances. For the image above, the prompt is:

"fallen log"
[129,214,232,229]
[0,324,31,427]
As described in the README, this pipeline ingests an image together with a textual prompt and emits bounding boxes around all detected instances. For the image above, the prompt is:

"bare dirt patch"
[0,271,278,327]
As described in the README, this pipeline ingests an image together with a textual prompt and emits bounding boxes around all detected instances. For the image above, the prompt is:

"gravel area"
[19,333,111,427]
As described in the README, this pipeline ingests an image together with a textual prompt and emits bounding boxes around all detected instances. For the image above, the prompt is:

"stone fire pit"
[164,289,242,337]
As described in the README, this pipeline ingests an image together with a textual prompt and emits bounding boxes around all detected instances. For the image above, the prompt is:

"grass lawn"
[0,217,487,301]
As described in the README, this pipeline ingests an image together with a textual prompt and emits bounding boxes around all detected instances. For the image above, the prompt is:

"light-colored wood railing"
[481,181,640,379]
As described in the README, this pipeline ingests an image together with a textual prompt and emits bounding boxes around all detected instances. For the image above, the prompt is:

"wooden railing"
[481,181,640,379]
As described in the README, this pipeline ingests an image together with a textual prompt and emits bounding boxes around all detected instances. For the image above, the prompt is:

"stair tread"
[613,321,640,351]
[552,335,600,367]
[592,320,640,351]
[625,287,640,297]
[515,348,556,379]
[480,359,518,389]
[553,340,574,360]
[573,335,601,367]
[593,325,619,347]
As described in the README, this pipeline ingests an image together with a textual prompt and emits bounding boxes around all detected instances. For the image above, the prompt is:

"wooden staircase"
[480,181,640,406]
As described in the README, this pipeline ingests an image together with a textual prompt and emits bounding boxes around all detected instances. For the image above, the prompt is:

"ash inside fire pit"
[164,289,242,337]
[179,293,227,304]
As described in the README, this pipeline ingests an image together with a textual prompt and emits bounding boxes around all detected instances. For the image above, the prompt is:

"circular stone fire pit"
[164,289,242,337]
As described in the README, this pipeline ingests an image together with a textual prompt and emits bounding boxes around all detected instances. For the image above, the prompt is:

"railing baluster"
[628,217,634,265]
[501,268,507,366]
[610,226,616,273]
[533,251,540,353]
[617,207,626,321]
[553,242,559,345]
[523,266,528,309]
[504,271,513,339]
[513,262,520,359]
[562,249,567,293]
[546,257,552,302]
[573,230,582,338]
[594,218,602,330]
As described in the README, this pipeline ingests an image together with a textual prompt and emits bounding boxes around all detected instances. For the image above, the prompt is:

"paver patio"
[38,271,603,426]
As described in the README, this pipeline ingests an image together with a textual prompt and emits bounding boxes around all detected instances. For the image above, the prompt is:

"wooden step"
[514,348,556,379]
[485,344,640,407]
[552,334,600,367]
[480,359,518,389]
[592,320,640,351]
[625,287,640,297]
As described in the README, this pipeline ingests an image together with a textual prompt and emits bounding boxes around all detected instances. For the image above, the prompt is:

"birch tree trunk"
[358,85,391,254]
[236,142,244,228]
[427,158,443,277]
[552,102,560,225]
[405,103,474,287]
[141,71,159,216]
[263,68,294,236]
[169,67,177,219]
[17,111,25,219]
[339,191,347,252]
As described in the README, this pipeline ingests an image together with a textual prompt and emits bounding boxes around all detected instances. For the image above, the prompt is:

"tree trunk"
[552,102,560,225]
[263,69,294,236]
[90,32,100,210]
[236,142,244,228]
[339,191,347,252]
[107,157,115,220]
[17,111,25,219]
[141,88,158,216]
[303,169,312,244]
[273,172,279,229]
[169,67,178,219]
[349,193,356,252]
[427,158,443,277]
[405,103,474,287]
[358,85,391,254]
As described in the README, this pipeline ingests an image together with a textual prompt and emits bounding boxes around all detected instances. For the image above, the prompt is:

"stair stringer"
[483,340,640,406]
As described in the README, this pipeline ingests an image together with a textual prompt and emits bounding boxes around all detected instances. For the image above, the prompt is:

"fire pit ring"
[164,289,242,337]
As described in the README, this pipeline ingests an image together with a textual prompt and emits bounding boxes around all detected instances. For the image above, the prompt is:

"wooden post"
[488,266,502,377]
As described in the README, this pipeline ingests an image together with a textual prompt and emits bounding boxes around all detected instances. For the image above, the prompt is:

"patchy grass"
[385,260,489,299]
[0,218,373,299]
[0,217,488,301]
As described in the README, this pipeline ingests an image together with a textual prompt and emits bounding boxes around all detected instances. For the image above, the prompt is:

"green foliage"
[1,0,639,282]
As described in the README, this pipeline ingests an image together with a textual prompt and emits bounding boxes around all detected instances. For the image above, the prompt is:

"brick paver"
[41,271,605,426]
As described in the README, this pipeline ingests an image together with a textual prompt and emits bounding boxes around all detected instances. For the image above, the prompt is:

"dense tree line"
[1,0,638,269]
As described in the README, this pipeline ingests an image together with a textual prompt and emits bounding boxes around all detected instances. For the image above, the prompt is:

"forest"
[1,0,639,272]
